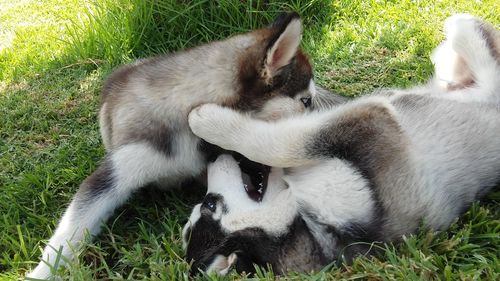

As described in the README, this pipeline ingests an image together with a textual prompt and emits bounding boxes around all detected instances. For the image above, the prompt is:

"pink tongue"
[234,153,270,202]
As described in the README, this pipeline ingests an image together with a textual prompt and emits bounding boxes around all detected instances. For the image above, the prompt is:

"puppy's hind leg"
[27,143,183,280]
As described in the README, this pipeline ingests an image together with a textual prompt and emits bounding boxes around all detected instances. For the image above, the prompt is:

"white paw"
[25,263,53,280]
[188,104,243,150]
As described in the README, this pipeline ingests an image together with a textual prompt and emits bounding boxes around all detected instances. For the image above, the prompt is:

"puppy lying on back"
[183,15,500,275]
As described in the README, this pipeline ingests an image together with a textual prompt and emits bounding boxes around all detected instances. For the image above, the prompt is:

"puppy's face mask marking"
[183,154,291,275]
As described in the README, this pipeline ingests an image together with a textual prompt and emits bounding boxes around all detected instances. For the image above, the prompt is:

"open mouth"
[233,153,270,202]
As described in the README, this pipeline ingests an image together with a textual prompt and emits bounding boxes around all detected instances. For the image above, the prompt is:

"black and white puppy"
[183,14,500,275]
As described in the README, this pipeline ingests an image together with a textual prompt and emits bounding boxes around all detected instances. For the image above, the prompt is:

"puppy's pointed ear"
[263,12,302,81]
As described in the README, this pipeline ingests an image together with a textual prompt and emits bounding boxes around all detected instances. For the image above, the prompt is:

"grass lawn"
[1,0,499,280]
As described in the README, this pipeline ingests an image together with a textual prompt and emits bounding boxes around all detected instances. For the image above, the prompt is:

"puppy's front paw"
[188,104,228,138]
[188,104,243,149]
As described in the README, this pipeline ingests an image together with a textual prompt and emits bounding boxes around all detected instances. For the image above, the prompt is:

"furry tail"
[432,14,500,103]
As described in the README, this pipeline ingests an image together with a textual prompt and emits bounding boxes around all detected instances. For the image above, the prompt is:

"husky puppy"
[183,15,500,275]
[27,12,349,279]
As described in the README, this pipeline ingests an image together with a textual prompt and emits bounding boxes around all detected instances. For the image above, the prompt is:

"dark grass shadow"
[63,0,337,66]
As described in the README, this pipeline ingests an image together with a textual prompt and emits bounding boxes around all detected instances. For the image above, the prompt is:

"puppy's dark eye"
[300,96,312,108]
[202,194,218,212]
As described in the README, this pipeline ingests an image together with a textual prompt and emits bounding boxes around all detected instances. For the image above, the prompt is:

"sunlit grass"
[0,0,499,280]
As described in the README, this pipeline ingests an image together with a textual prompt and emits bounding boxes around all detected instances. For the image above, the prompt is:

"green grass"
[1,0,499,280]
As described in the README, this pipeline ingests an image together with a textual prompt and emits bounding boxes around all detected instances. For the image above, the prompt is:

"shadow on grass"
[63,0,338,65]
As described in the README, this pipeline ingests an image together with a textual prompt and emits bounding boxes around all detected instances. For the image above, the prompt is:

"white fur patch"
[431,40,462,88]
[308,79,317,98]
[220,189,297,236]
[287,159,375,228]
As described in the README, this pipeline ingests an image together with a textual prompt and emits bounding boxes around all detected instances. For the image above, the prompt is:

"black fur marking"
[198,140,227,162]
[273,52,313,99]
[235,52,312,112]
[125,120,174,156]
[101,64,137,100]
[78,156,115,202]
[210,228,281,275]
[478,22,500,62]
[201,193,223,214]
[275,217,327,273]
[186,216,326,275]
[185,216,228,274]
[328,222,382,264]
